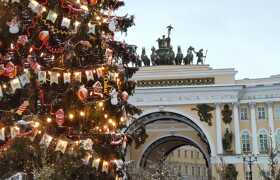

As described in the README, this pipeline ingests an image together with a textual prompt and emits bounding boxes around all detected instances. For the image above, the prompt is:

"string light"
[80,111,85,116]
[47,118,52,123]
[69,114,74,119]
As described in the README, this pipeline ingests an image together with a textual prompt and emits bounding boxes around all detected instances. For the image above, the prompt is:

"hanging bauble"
[55,109,64,125]
[121,91,129,101]
[77,87,88,100]
[5,62,17,78]
[39,31,50,42]
[89,0,98,4]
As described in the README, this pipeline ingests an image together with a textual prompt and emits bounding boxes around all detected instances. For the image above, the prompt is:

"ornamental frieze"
[137,77,215,87]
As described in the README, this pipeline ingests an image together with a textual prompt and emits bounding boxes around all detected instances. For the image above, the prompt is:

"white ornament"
[6,17,20,34]
[88,23,96,35]
[80,138,94,151]
[108,17,117,32]
[110,88,118,105]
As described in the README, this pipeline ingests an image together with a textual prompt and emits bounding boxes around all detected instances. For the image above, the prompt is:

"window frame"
[240,107,248,120]
[241,131,251,152]
[259,130,268,152]
[275,105,280,119]
[257,106,266,119]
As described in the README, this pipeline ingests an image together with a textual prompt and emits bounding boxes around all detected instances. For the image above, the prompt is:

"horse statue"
[141,47,151,66]
[168,46,175,64]
[151,46,160,65]
[183,46,194,65]
[135,54,142,67]
[175,46,183,65]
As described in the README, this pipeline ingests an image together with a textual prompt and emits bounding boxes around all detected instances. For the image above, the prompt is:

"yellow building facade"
[124,65,280,179]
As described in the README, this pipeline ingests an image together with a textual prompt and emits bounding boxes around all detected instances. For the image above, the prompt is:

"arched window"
[241,131,251,152]
[259,130,268,152]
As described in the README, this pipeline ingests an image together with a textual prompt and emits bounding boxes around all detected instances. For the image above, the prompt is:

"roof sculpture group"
[137,25,207,66]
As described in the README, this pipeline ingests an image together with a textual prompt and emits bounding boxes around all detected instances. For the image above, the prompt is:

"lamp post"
[243,153,258,180]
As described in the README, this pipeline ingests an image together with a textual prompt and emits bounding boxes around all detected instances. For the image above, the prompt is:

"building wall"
[127,65,280,179]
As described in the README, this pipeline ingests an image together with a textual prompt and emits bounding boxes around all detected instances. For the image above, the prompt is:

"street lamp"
[243,153,258,180]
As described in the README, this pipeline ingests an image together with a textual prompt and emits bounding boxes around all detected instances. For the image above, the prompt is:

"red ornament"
[56,109,64,125]
[39,31,50,42]
[5,62,17,78]
[121,91,129,101]
[89,0,98,4]
[77,87,88,100]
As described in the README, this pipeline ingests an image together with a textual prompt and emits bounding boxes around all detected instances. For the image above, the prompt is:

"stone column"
[233,102,241,155]
[215,103,223,155]
[266,101,276,148]
[249,102,259,155]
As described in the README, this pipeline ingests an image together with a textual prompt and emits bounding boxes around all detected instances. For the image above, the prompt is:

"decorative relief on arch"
[191,104,215,126]
[222,104,232,124]
[137,77,215,87]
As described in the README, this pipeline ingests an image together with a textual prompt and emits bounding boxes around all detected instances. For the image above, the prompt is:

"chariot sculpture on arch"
[140,25,208,66]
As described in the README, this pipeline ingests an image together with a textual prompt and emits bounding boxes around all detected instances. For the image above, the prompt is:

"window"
[277,129,280,150]
[191,151,194,158]
[178,165,181,175]
[198,167,201,176]
[178,149,180,157]
[259,130,268,152]
[184,150,187,158]
[275,105,280,119]
[185,166,188,175]
[240,107,248,120]
[242,131,251,152]
[203,167,207,176]
[191,166,195,176]
[245,172,250,180]
[197,152,200,159]
[258,107,266,119]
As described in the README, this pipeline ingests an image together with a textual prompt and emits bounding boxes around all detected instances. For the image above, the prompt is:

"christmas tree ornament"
[39,133,53,148]
[39,31,50,42]
[89,0,98,4]
[109,17,117,32]
[61,17,71,29]
[16,101,29,115]
[55,109,64,125]
[92,81,103,96]
[121,91,129,101]
[80,138,93,151]
[17,35,28,45]
[27,56,41,74]
[110,88,118,105]
[92,158,100,169]
[0,128,5,141]
[77,87,88,100]
[55,140,68,154]
[46,10,57,23]
[10,126,20,139]
[102,161,109,173]
[19,74,30,87]
[87,23,96,35]
[5,62,17,78]
[6,17,20,34]
[10,78,21,92]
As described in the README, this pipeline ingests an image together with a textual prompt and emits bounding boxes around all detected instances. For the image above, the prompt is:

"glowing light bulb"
[80,111,85,116]
[69,114,74,119]
[108,119,113,124]
[34,122,40,127]
[104,114,108,118]
[47,118,52,123]
[99,102,103,107]
[120,117,124,122]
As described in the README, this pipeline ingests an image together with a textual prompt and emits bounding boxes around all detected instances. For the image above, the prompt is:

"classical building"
[125,64,280,180]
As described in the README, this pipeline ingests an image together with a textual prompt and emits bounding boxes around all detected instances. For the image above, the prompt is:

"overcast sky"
[116,0,280,79]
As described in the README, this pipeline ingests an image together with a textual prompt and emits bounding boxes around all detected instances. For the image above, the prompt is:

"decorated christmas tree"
[0,0,144,179]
